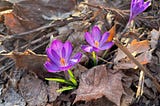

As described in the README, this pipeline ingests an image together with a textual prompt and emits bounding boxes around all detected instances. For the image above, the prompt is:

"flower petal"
[129,0,151,22]
[44,61,60,73]
[92,26,101,41]
[50,40,63,56]
[59,65,72,71]
[99,42,114,50]
[69,53,82,66]
[81,45,94,52]
[99,32,110,47]
[46,48,61,66]
[143,0,151,11]
[85,32,95,46]
[63,41,72,61]
[93,47,100,52]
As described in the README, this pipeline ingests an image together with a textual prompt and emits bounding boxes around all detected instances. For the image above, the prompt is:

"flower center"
[94,41,99,48]
[60,58,66,66]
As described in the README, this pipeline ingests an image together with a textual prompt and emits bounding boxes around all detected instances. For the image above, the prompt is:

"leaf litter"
[0,0,160,106]
[74,65,124,106]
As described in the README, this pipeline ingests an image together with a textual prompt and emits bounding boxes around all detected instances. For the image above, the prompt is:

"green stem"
[92,51,97,66]
[102,50,108,58]
[68,69,77,86]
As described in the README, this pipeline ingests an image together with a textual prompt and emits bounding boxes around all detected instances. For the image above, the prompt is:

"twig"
[82,2,129,18]
[3,15,91,40]
[114,39,160,92]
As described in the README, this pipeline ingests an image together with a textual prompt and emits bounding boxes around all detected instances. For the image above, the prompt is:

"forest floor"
[0,0,160,106]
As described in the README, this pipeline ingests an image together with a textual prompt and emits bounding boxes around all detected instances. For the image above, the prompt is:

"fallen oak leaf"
[74,65,124,106]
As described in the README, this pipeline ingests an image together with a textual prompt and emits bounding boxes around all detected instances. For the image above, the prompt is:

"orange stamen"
[95,41,99,48]
[60,58,66,66]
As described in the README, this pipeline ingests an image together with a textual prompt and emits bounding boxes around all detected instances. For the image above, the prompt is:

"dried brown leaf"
[74,65,124,106]
[19,74,48,106]
[1,50,56,78]
[114,39,152,69]
[4,12,26,33]
[114,39,150,62]
[4,0,76,34]
[150,29,160,50]
[47,81,60,102]
[3,49,47,69]
[114,51,152,69]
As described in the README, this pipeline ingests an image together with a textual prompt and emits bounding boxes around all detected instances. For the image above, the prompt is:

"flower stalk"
[92,51,97,66]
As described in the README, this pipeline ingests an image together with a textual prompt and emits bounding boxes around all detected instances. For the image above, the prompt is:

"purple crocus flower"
[129,0,151,23]
[44,40,82,73]
[81,26,114,53]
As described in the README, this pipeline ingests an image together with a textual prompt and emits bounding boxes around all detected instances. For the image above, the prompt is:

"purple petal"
[129,0,151,22]
[99,32,110,47]
[50,40,63,56]
[143,1,151,10]
[44,62,60,73]
[92,26,101,42]
[85,32,95,46]
[63,41,72,61]
[69,53,82,66]
[99,42,114,50]
[81,45,94,52]
[138,0,144,4]
[46,48,61,66]
[93,47,100,52]
[62,47,66,58]
[131,0,136,5]
[59,65,72,71]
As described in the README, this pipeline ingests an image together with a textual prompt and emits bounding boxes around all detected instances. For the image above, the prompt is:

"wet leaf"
[74,65,124,106]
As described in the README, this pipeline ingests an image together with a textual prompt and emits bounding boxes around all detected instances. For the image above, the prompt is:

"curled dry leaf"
[74,65,124,106]
[114,39,150,62]
[107,24,116,42]
[114,39,151,69]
